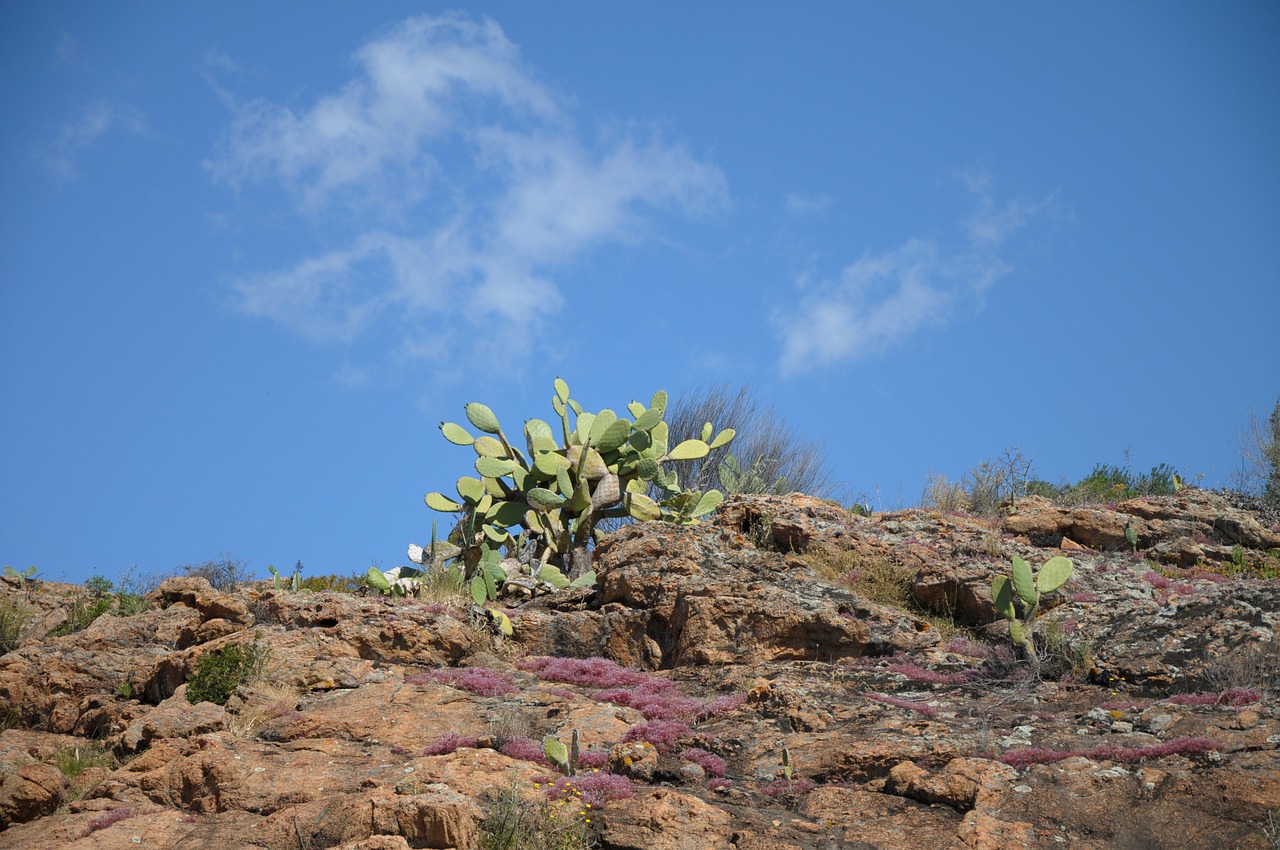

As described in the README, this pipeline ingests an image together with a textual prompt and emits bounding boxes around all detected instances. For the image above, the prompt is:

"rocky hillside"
[1,490,1278,849]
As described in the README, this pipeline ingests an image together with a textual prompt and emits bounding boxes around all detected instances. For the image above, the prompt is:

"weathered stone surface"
[598,788,734,850]
[0,491,1277,849]
[0,763,68,828]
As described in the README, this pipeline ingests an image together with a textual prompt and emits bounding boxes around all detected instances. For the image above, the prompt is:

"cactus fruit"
[420,378,735,600]
[990,555,1073,677]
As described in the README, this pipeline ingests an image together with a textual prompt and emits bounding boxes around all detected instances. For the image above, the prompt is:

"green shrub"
[186,639,267,706]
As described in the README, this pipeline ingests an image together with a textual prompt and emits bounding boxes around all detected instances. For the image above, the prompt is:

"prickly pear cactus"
[990,554,1073,677]
[422,378,734,600]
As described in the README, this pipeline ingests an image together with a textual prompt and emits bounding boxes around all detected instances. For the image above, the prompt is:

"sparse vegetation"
[924,448,1180,515]
[186,638,269,705]
[50,741,117,780]
[50,588,115,637]
[181,552,254,590]
[479,776,594,850]
[0,597,34,654]
[663,383,835,498]
[1236,398,1280,506]
[297,571,366,594]
[803,548,962,639]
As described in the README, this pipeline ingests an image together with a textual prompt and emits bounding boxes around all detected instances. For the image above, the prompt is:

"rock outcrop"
[1,490,1277,848]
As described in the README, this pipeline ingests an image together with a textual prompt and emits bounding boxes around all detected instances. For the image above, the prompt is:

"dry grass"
[804,548,962,639]
[229,681,303,738]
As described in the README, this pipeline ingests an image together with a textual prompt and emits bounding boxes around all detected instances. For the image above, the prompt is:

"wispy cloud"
[207,13,727,363]
[773,175,1047,375]
[43,100,149,182]
[784,192,833,215]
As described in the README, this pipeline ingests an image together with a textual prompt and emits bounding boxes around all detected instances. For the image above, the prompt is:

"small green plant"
[186,638,267,706]
[424,378,734,602]
[50,742,116,780]
[117,680,134,700]
[51,591,115,637]
[1125,522,1139,553]
[267,561,303,592]
[0,598,34,654]
[2,566,38,590]
[991,555,1074,677]
[479,776,592,850]
[781,745,792,781]
[85,575,113,597]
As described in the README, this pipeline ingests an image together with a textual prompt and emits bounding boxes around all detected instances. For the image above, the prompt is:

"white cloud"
[207,13,726,367]
[774,176,1044,375]
[43,101,149,181]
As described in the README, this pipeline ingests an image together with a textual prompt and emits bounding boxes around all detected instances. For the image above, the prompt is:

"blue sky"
[3,3,1278,586]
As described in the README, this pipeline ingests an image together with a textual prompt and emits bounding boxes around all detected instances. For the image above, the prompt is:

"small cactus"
[990,555,1073,677]
[3,566,37,590]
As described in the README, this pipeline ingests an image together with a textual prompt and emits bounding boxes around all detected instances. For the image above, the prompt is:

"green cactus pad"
[544,737,569,769]
[554,377,570,403]
[991,575,1017,621]
[465,402,502,434]
[1010,555,1037,607]
[440,421,474,446]
[555,466,575,498]
[534,451,572,476]
[667,439,711,461]
[569,570,596,588]
[588,409,618,445]
[575,411,596,445]
[456,477,486,504]
[635,457,660,481]
[1036,556,1074,594]
[596,418,633,452]
[650,389,668,413]
[425,492,463,512]
[692,489,724,517]
[1008,620,1028,646]
[708,428,736,450]
[366,567,392,594]
[701,422,714,442]
[627,401,646,418]
[538,564,571,589]
[476,456,518,478]
[627,492,662,521]
[633,406,663,432]
[469,575,488,605]
[528,487,567,511]
[491,610,513,637]
[473,436,507,457]
[487,500,529,527]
